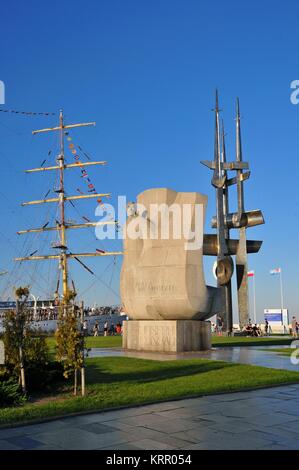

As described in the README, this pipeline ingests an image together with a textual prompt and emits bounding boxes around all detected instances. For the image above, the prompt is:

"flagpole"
[253,273,256,324]
[279,268,284,315]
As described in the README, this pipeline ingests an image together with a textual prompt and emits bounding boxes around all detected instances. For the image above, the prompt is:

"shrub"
[3,305,54,395]
[0,379,26,407]
[26,361,64,392]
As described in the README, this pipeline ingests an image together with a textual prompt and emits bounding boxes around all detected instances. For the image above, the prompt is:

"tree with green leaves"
[3,286,48,394]
[55,290,85,396]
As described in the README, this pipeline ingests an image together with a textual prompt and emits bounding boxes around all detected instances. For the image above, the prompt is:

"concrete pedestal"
[122,320,211,353]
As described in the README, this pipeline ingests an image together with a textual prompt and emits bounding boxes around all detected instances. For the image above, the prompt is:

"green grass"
[259,347,297,356]
[211,336,293,347]
[46,335,294,355]
[46,335,122,356]
[1,356,299,427]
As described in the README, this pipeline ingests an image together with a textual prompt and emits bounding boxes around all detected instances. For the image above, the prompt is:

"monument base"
[122,320,211,353]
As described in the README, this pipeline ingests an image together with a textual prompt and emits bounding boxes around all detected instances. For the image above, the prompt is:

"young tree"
[55,290,85,396]
[3,286,48,394]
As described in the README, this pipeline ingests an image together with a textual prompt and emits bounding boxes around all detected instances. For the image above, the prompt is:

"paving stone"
[2,383,299,450]
[37,428,129,450]
[133,438,175,450]
[144,417,199,433]
[103,443,143,450]
[76,422,119,434]
[199,434,270,450]
[245,412,299,427]
[276,420,299,434]
[207,419,256,433]
[5,435,43,450]
[182,442,223,450]
[260,443,294,450]
[260,425,299,440]
[0,439,22,450]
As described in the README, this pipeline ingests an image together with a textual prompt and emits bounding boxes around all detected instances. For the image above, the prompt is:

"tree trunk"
[80,300,86,397]
[74,369,77,396]
[81,366,85,397]
[19,346,26,393]
[16,299,26,394]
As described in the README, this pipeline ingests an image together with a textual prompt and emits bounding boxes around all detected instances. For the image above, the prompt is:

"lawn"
[211,336,293,347]
[259,347,298,356]
[1,356,299,427]
[46,335,122,356]
[46,334,294,355]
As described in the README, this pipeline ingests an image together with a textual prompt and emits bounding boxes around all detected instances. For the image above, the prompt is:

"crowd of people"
[83,306,122,317]
[211,317,271,337]
[0,304,123,322]
[82,320,123,337]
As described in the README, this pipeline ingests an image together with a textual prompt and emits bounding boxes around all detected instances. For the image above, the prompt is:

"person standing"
[83,319,88,337]
[93,321,99,337]
[265,319,269,336]
[291,316,297,338]
[217,316,223,336]
[109,323,115,336]
[104,320,108,337]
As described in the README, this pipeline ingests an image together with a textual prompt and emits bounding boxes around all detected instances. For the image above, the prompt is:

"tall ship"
[14,110,122,306]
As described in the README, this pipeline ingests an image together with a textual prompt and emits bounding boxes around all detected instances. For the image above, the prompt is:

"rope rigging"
[0,110,122,306]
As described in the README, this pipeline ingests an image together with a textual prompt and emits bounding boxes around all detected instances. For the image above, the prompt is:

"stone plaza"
[1,383,299,450]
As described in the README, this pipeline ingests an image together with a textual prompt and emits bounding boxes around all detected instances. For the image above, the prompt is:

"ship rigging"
[15,110,122,302]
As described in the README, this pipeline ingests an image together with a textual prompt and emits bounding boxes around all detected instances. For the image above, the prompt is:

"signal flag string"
[0,108,55,116]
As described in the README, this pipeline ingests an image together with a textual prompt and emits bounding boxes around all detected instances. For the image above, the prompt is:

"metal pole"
[80,300,84,324]
[279,269,284,314]
[58,110,68,300]
[221,120,233,335]
[80,300,85,397]
[253,274,256,324]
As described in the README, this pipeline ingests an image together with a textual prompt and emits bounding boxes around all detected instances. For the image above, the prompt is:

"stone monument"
[120,188,222,352]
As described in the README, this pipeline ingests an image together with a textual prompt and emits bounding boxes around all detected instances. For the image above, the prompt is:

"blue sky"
[0,0,298,321]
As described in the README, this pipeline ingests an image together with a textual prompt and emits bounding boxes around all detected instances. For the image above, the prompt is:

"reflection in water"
[88,345,298,372]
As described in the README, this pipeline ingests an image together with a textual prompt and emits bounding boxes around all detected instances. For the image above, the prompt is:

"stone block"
[122,320,211,352]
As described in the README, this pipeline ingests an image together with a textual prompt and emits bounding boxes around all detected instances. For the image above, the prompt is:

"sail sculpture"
[201,92,264,331]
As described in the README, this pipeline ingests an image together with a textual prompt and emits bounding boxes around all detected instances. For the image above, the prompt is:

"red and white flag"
[270,268,281,275]
[247,270,255,277]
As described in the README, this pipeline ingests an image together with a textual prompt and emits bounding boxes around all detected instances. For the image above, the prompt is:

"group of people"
[82,320,122,337]
[243,321,263,337]
[212,317,271,337]
[211,316,224,336]
[83,306,122,317]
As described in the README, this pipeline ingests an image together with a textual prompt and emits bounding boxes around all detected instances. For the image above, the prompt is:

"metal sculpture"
[201,92,264,331]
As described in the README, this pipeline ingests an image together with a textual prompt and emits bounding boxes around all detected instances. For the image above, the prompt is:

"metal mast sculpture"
[220,120,233,332]
[15,110,122,301]
[202,92,234,332]
[235,99,249,328]
[201,92,264,331]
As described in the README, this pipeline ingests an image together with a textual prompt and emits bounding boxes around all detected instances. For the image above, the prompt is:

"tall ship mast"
[15,110,122,302]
